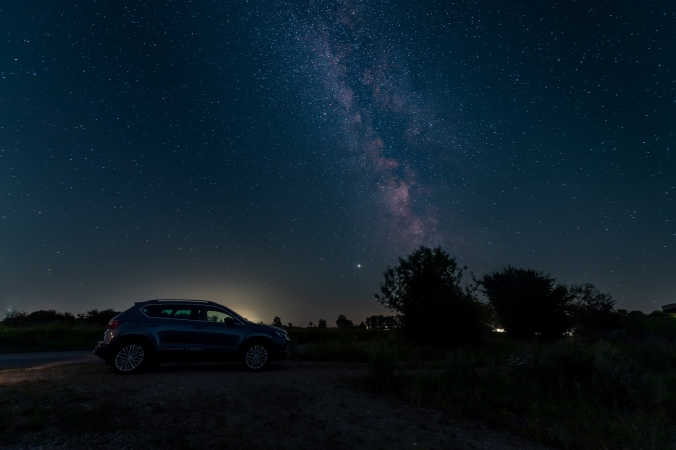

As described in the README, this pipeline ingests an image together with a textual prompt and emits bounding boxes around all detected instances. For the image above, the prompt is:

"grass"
[358,336,676,450]
[3,322,676,448]
[0,323,102,353]
[287,327,396,362]
[286,328,676,448]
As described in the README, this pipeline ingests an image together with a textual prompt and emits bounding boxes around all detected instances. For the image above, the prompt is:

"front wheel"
[111,342,148,374]
[243,342,269,371]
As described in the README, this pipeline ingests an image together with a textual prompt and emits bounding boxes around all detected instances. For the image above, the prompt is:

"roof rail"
[135,299,222,305]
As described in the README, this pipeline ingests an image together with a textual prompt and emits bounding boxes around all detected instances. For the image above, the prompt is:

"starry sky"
[1,1,674,323]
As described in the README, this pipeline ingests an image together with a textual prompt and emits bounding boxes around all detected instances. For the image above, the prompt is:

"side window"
[172,308,193,319]
[143,305,196,319]
[205,309,234,323]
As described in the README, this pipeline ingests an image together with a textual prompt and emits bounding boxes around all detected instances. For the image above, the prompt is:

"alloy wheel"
[244,344,268,370]
[114,343,145,372]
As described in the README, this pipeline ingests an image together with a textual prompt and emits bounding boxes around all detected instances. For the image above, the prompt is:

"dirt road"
[0,351,95,369]
[0,361,549,450]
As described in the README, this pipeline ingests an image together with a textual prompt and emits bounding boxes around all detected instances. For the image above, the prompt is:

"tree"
[336,314,353,328]
[569,283,618,335]
[272,316,283,327]
[365,315,399,330]
[317,318,327,328]
[478,267,573,338]
[375,246,485,344]
[82,309,118,325]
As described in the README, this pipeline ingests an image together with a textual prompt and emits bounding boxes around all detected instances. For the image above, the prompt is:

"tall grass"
[362,337,676,449]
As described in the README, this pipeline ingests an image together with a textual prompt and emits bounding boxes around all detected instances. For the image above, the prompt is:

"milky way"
[278,2,449,246]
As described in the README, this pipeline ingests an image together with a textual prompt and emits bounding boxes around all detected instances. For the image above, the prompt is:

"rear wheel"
[243,342,269,371]
[112,342,148,374]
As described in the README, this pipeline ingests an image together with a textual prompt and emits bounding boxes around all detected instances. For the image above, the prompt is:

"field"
[1,324,676,449]
[0,361,545,450]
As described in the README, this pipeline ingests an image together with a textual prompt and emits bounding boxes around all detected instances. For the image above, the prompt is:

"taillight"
[107,319,120,330]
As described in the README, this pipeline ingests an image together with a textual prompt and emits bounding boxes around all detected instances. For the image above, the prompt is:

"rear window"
[143,305,196,319]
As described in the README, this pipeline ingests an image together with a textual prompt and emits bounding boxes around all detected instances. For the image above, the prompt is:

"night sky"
[1,1,674,324]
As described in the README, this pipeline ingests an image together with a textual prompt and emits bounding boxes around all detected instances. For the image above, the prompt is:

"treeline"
[2,309,119,327]
[375,246,675,344]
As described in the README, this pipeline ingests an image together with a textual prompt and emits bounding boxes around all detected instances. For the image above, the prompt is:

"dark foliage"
[317,318,327,328]
[78,309,119,325]
[272,316,282,327]
[478,267,573,338]
[2,309,118,327]
[569,283,620,336]
[336,314,353,328]
[375,246,486,344]
[365,315,399,330]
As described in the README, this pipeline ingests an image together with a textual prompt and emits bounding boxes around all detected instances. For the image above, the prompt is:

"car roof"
[135,299,225,307]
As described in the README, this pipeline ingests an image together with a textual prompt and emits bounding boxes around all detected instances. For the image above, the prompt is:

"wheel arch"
[115,333,158,352]
[238,334,275,354]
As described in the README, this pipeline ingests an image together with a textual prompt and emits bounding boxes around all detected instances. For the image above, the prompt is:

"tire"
[242,342,270,371]
[111,341,149,374]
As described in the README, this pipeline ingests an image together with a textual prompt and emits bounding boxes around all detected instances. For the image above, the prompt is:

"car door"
[144,304,201,352]
[190,308,242,354]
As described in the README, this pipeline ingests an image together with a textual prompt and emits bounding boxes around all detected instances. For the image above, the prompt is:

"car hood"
[246,323,282,334]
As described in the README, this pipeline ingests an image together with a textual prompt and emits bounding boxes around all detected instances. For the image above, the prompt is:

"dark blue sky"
[1,1,674,323]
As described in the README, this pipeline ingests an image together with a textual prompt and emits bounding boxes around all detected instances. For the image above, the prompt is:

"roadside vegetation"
[290,247,676,449]
[2,247,676,448]
[0,310,117,353]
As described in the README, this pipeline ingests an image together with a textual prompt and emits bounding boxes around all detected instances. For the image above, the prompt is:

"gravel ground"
[0,351,95,369]
[0,361,550,450]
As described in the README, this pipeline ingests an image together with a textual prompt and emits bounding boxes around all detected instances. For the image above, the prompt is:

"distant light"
[356,263,362,269]
[494,328,505,333]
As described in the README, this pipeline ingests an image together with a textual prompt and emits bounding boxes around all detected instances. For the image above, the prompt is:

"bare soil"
[0,361,549,449]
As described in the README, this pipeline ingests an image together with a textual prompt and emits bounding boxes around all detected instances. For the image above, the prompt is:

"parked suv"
[93,299,290,373]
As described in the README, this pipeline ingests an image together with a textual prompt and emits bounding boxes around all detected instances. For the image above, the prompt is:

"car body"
[93,299,290,373]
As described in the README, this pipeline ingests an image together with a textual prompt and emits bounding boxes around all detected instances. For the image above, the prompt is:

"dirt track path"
[0,361,550,450]
[0,351,95,369]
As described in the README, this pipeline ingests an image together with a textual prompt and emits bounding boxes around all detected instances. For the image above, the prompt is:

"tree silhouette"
[83,309,118,325]
[2,309,119,326]
[478,267,573,338]
[317,318,327,328]
[365,315,399,330]
[336,314,353,328]
[569,283,618,336]
[375,246,485,344]
[272,316,283,327]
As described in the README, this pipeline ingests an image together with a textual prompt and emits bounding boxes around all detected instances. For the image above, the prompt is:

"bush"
[0,323,102,352]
